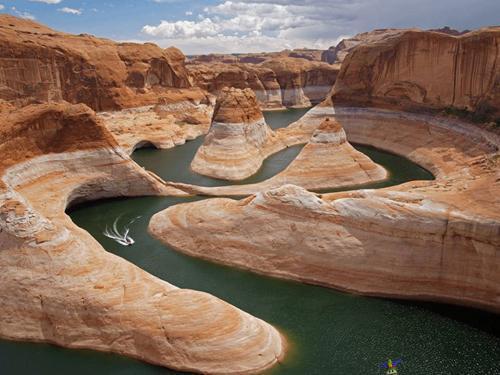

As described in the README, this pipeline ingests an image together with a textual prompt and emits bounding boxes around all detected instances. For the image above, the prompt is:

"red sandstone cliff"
[0,15,193,111]
[331,27,500,120]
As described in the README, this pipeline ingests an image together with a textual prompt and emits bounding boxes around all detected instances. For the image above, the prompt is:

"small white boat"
[103,216,140,246]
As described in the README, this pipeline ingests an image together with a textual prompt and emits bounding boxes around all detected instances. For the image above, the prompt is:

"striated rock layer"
[150,106,500,313]
[0,103,284,374]
[191,88,279,180]
[188,57,338,109]
[0,15,193,111]
[188,63,284,110]
[180,117,386,196]
[188,48,324,65]
[321,29,412,65]
[331,27,500,120]
[99,94,214,154]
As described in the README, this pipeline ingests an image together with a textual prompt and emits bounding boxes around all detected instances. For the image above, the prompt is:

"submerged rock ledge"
[0,103,285,374]
[150,105,500,313]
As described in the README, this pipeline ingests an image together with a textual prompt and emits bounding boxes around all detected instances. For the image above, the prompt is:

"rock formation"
[0,15,192,111]
[331,27,500,120]
[188,57,338,109]
[0,102,284,374]
[188,48,324,65]
[260,58,338,107]
[180,117,386,196]
[191,88,280,180]
[188,63,283,109]
[428,26,470,36]
[268,118,386,188]
[99,94,214,154]
[150,106,500,313]
[321,29,409,65]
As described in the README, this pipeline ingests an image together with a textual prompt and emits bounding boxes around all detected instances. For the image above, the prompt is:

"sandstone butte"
[191,87,280,180]
[0,103,285,374]
[149,27,500,313]
[188,57,339,109]
[179,117,387,196]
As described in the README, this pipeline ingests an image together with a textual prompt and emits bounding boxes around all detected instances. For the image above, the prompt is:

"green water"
[131,107,311,186]
[1,109,499,375]
[263,107,311,130]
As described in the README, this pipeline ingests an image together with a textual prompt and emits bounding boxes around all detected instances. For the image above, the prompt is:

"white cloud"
[29,0,62,4]
[57,7,82,15]
[141,1,343,53]
[11,6,36,20]
[140,0,500,54]
[185,11,193,16]
[0,4,4,11]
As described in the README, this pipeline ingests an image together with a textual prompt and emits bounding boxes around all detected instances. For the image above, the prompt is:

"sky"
[1,0,499,54]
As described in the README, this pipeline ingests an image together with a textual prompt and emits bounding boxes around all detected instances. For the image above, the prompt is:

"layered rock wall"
[332,28,500,119]
[188,57,338,109]
[181,118,386,195]
[0,15,192,111]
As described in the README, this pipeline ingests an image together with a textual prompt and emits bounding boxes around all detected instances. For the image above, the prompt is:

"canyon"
[0,102,284,374]
[150,105,500,313]
[0,12,499,375]
[151,27,500,313]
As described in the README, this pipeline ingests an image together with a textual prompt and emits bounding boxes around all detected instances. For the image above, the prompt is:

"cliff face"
[321,29,409,65]
[0,102,284,374]
[0,15,192,111]
[331,28,500,119]
[260,58,339,107]
[188,57,338,109]
[191,88,277,180]
[188,63,283,109]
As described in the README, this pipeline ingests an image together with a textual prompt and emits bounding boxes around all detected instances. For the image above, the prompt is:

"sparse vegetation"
[444,102,497,124]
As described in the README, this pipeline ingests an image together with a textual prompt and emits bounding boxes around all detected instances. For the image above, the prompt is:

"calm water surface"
[1,108,499,375]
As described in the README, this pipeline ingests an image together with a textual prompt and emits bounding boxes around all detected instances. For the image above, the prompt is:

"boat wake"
[103,216,141,246]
